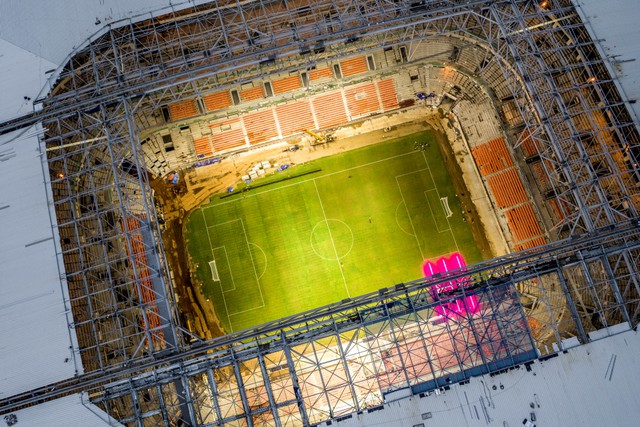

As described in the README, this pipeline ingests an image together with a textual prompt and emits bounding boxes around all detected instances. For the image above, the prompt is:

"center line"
[313,179,351,298]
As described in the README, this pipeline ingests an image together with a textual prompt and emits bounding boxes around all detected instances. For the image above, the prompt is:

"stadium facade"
[1,0,640,426]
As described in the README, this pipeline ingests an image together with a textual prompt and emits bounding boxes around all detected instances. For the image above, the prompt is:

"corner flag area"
[186,131,483,332]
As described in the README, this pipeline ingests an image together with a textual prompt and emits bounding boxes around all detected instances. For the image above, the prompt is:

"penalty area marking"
[421,151,460,252]
[212,246,236,293]
[395,201,416,237]
[201,208,232,331]
[231,218,266,313]
[249,242,268,280]
[424,189,451,234]
[200,211,266,330]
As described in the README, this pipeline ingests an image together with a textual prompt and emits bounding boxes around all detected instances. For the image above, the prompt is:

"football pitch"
[185,131,482,332]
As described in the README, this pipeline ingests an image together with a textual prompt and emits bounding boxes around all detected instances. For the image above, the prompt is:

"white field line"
[395,201,416,237]
[424,189,451,234]
[240,218,266,307]
[203,151,421,209]
[395,174,425,260]
[201,208,233,331]
[212,246,236,292]
[313,179,351,298]
[421,151,460,252]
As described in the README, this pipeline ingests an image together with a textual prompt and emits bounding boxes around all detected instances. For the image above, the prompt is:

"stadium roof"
[337,324,640,427]
[0,39,54,123]
[576,0,640,127]
[0,0,195,408]
[8,393,123,427]
[1,0,640,425]
[0,126,81,397]
[0,0,204,65]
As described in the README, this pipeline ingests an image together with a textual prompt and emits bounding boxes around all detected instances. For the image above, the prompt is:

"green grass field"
[185,131,482,332]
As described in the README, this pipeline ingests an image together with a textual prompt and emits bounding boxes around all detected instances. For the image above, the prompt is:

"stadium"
[1,0,640,426]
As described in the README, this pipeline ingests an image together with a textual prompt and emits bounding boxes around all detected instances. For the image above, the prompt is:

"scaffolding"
[1,0,640,426]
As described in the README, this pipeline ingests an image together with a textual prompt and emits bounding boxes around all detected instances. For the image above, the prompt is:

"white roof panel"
[0,39,55,123]
[0,126,80,398]
[6,393,123,427]
[0,0,207,65]
[576,0,640,125]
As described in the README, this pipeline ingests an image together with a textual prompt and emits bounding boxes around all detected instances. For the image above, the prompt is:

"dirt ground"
[152,108,498,339]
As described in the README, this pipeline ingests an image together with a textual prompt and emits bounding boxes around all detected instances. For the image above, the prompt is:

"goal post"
[209,260,219,281]
[440,196,453,218]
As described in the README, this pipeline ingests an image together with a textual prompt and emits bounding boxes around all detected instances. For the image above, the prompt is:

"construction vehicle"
[305,129,335,145]
[166,171,179,185]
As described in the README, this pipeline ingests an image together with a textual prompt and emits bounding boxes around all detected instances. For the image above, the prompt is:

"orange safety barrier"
[122,217,164,350]
[345,83,379,117]
[471,138,513,176]
[340,56,368,77]
[272,75,302,94]
[193,136,214,157]
[486,168,528,208]
[244,109,278,144]
[240,86,265,102]
[275,101,315,135]
[377,79,399,111]
[312,92,348,129]
[203,90,232,112]
[167,99,198,121]
[309,66,333,81]
[505,204,543,242]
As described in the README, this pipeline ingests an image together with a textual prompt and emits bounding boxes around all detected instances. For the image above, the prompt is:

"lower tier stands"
[505,204,545,243]
[470,137,547,250]
[486,169,528,209]
[471,138,514,176]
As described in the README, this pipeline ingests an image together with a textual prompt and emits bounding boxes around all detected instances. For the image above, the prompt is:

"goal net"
[209,260,219,281]
[440,196,453,218]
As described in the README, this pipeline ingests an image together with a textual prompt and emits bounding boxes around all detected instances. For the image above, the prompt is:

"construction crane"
[305,129,335,145]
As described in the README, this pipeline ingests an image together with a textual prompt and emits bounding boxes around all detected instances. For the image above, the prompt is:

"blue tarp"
[193,157,222,168]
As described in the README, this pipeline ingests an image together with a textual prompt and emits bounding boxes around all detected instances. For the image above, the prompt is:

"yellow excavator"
[305,129,335,145]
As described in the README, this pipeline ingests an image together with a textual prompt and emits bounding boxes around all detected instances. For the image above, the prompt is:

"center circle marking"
[310,219,354,261]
